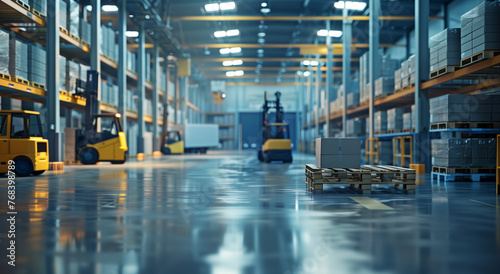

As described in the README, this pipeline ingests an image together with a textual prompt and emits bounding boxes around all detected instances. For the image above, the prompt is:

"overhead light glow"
[317,29,343,37]
[214,29,240,38]
[261,2,268,7]
[302,60,319,66]
[219,2,236,10]
[126,31,139,37]
[334,1,367,11]
[222,60,243,66]
[261,8,271,14]
[258,32,266,37]
[303,71,311,77]
[205,2,236,12]
[221,93,226,98]
[205,3,220,12]
[102,5,118,12]
[230,47,241,53]
[214,31,227,38]
[226,70,244,77]
[258,38,265,44]
[257,49,264,54]
[219,47,241,54]
[226,29,240,36]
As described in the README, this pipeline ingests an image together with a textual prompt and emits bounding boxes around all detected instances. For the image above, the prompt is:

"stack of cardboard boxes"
[430,28,461,72]
[316,138,360,168]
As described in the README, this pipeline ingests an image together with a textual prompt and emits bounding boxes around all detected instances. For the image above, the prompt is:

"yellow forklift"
[74,71,128,165]
[257,92,293,163]
[0,110,49,176]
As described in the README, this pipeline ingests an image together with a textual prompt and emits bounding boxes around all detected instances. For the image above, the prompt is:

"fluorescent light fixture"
[214,31,227,38]
[205,2,236,12]
[257,49,264,54]
[302,60,319,66]
[230,47,241,53]
[297,71,304,76]
[214,29,239,38]
[226,71,235,77]
[222,60,243,66]
[102,5,118,12]
[220,47,241,54]
[126,31,139,37]
[86,5,92,11]
[205,3,219,12]
[258,32,266,37]
[317,29,343,37]
[226,29,240,36]
[334,1,367,11]
[303,71,311,77]
[234,70,244,76]
[261,2,268,7]
[261,8,271,14]
[258,38,265,44]
[219,2,236,10]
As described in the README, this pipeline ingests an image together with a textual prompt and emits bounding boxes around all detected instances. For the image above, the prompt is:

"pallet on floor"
[431,172,495,182]
[461,50,500,67]
[429,66,459,79]
[430,121,500,130]
[305,164,416,192]
[431,166,496,175]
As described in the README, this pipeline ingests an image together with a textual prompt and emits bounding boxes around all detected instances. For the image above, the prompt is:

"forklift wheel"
[14,157,34,177]
[264,153,271,163]
[258,150,264,162]
[32,170,46,176]
[163,147,171,155]
[79,147,99,165]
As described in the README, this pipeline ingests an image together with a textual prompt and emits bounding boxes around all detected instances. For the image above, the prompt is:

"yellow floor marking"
[350,197,394,210]
[470,199,500,209]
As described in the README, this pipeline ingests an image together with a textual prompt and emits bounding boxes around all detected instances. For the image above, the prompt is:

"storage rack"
[205,112,236,150]
[0,0,203,157]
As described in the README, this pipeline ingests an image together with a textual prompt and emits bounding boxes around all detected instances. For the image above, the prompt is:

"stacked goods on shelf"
[359,52,369,104]
[374,110,387,134]
[59,55,67,91]
[394,69,401,91]
[31,0,46,15]
[430,94,500,123]
[146,53,152,81]
[336,85,344,111]
[28,44,46,87]
[359,52,399,103]
[127,90,138,112]
[9,38,29,81]
[460,1,500,64]
[316,138,361,168]
[378,141,393,165]
[346,118,365,136]
[400,55,415,88]
[101,77,118,106]
[429,28,461,77]
[375,76,394,98]
[100,25,116,60]
[68,0,80,38]
[145,98,152,115]
[66,60,79,93]
[127,52,137,72]
[347,91,359,109]
[0,28,9,75]
[81,20,91,45]
[387,108,404,132]
[60,0,67,29]
[432,138,496,167]
[403,105,415,131]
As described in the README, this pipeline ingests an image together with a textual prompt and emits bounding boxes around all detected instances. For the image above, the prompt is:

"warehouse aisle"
[1,151,499,274]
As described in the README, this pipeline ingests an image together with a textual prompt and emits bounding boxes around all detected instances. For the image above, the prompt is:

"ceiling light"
[126,31,139,37]
[221,93,226,98]
[258,32,266,37]
[234,70,244,76]
[317,29,343,37]
[220,48,231,54]
[302,60,319,66]
[205,2,236,12]
[222,60,243,66]
[303,71,311,77]
[257,49,264,54]
[205,3,219,12]
[297,71,304,76]
[334,1,367,11]
[129,14,134,18]
[219,2,236,10]
[226,71,235,77]
[102,5,118,12]
[226,29,240,36]
[258,38,265,44]
[230,47,241,53]
[260,8,271,14]
[232,60,243,65]
[261,2,268,7]
[214,31,227,38]
[145,15,150,19]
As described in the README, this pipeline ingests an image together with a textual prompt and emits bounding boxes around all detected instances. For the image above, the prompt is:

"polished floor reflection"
[1,151,499,274]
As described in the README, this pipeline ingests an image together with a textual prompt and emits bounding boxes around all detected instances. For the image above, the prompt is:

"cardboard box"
[316,138,360,168]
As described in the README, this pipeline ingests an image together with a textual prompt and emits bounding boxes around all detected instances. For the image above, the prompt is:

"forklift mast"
[76,70,99,132]
[262,91,284,126]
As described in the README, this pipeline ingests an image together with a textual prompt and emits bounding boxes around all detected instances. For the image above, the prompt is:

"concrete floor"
[0,151,499,274]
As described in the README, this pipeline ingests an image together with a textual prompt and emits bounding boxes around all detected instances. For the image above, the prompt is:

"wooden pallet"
[69,33,81,43]
[32,9,44,19]
[432,166,496,175]
[387,129,402,134]
[461,50,500,67]
[31,82,45,89]
[305,164,416,192]
[59,26,69,35]
[374,131,385,135]
[394,87,402,93]
[429,66,459,79]
[430,121,500,130]
[432,172,495,182]
[15,0,30,10]
[402,128,415,133]
[0,72,11,81]
[359,99,369,106]
[13,77,29,85]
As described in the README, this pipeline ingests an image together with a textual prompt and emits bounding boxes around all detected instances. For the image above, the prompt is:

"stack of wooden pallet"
[305,164,416,192]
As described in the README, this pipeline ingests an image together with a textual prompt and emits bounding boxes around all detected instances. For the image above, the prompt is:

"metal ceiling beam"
[192,57,360,62]
[197,67,358,71]
[169,15,442,21]
[183,43,404,49]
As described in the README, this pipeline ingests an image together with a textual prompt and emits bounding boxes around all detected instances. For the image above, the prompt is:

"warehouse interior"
[1,0,500,273]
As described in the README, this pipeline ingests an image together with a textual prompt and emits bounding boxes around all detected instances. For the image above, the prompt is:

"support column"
[180,77,188,124]
[414,0,430,169]
[368,0,380,139]
[342,7,352,138]
[46,0,61,162]
[175,76,179,124]
[152,43,160,152]
[315,54,321,138]
[306,64,313,153]
[325,20,332,138]
[117,0,127,134]
[137,22,146,154]
[90,0,101,112]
